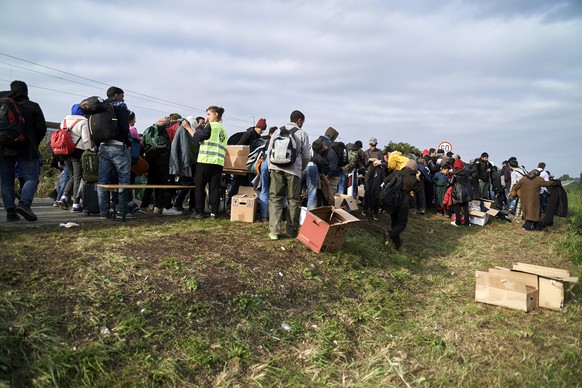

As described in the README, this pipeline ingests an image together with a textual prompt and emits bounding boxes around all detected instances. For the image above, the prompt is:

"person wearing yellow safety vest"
[192,106,228,219]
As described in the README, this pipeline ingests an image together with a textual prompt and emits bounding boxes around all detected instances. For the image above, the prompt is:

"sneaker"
[153,207,163,215]
[100,212,113,220]
[268,232,279,240]
[361,210,367,217]
[6,209,20,222]
[373,214,379,221]
[53,201,60,207]
[192,212,205,219]
[139,207,151,214]
[162,207,183,216]
[128,202,140,214]
[210,213,217,218]
[174,206,185,212]
[56,200,69,210]
[451,221,459,227]
[115,211,135,220]
[16,204,38,222]
[70,205,83,212]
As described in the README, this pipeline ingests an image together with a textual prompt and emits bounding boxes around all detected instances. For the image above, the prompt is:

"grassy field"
[1,182,580,387]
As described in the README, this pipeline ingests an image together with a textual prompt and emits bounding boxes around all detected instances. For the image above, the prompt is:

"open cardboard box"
[334,194,359,211]
[475,268,539,312]
[230,186,257,223]
[511,263,578,311]
[475,263,578,311]
[297,206,360,253]
[224,145,250,171]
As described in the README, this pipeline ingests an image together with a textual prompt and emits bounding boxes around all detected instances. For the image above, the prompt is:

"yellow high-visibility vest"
[197,122,227,166]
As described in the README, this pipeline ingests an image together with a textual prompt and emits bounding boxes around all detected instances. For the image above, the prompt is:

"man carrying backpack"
[383,159,421,249]
[0,81,46,222]
[93,86,132,219]
[267,110,310,240]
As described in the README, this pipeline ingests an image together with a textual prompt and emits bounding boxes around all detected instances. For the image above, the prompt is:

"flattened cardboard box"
[475,269,539,312]
[334,194,359,211]
[471,200,499,217]
[511,262,578,311]
[230,186,257,223]
[297,206,360,253]
[224,145,249,171]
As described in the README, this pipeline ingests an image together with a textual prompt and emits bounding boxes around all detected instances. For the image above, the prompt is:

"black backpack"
[89,103,118,143]
[269,126,300,167]
[331,141,348,167]
[227,127,252,145]
[379,174,404,214]
[0,94,26,144]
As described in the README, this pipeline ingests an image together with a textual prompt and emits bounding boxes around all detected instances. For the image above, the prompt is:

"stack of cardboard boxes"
[475,263,578,312]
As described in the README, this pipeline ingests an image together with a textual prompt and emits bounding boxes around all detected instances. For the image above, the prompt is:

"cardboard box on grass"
[511,262,578,311]
[468,200,498,226]
[224,145,249,170]
[297,206,360,253]
[475,268,539,312]
[334,194,359,212]
[230,186,257,223]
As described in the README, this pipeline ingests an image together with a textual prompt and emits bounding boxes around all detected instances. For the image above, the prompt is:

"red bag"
[0,96,26,144]
[51,119,81,155]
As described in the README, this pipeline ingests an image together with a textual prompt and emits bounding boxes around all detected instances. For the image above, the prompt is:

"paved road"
[0,198,155,232]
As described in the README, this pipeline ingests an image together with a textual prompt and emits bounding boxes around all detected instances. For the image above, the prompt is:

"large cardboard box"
[475,269,539,312]
[297,206,360,253]
[224,145,249,171]
[512,263,579,311]
[334,194,359,212]
[469,210,490,227]
[471,199,499,217]
[230,186,257,223]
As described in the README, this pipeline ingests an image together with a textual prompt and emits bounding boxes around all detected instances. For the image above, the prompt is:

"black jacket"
[451,166,477,204]
[312,146,340,178]
[0,92,46,160]
[237,127,263,151]
[385,167,420,193]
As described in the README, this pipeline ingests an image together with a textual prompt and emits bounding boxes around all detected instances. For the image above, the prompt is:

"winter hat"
[405,159,418,171]
[256,118,267,130]
[453,159,465,170]
[324,127,339,141]
[369,137,378,145]
[422,149,429,156]
[71,104,85,116]
[354,140,363,149]
[169,113,182,120]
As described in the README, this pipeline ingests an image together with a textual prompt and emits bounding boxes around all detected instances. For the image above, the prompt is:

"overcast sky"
[1,0,581,177]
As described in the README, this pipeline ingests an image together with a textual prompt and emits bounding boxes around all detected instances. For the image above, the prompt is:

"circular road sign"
[438,141,453,153]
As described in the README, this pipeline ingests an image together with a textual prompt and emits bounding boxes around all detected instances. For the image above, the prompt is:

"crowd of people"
[1,81,567,250]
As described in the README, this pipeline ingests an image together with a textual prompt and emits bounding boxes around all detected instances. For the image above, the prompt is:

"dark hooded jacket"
[324,127,338,142]
[0,91,46,160]
[451,166,477,204]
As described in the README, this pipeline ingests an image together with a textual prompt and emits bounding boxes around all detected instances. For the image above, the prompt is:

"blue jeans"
[0,158,40,210]
[57,166,70,200]
[337,170,348,194]
[301,162,319,210]
[259,157,270,219]
[97,144,131,215]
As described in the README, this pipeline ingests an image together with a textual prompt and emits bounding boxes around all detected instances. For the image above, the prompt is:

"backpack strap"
[62,118,83,145]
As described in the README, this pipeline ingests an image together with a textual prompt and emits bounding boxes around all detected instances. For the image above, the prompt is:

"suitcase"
[82,180,101,215]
